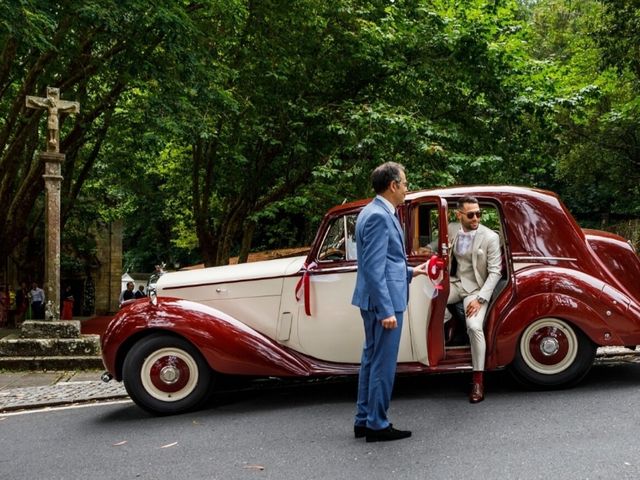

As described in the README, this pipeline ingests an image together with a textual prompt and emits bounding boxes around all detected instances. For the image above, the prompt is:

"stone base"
[19,320,82,339]
[0,334,101,356]
[0,356,105,371]
[0,320,103,371]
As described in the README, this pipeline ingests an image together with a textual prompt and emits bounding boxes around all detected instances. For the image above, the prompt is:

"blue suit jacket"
[351,197,413,320]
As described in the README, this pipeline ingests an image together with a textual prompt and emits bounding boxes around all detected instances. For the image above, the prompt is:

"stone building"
[1,220,123,320]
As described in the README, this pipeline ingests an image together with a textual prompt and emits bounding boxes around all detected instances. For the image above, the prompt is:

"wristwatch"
[477,296,486,304]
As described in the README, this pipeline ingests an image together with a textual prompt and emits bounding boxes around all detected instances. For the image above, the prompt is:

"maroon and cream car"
[101,186,640,414]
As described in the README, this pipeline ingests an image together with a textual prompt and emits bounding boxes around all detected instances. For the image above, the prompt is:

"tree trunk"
[237,219,256,264]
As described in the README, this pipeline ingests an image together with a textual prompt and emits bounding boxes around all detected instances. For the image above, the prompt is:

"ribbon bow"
[295,261,317,316]
[427,255,445,291]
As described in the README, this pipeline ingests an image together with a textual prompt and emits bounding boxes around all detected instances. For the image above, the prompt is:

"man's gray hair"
[371,162,405,194]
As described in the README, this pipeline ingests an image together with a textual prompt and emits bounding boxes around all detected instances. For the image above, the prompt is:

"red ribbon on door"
[295,261,317,316]
[427,255,445,290]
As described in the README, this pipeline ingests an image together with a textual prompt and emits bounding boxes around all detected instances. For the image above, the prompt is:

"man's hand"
[413,261,429,276]
[465,298,482,318]
[381,315,398,329]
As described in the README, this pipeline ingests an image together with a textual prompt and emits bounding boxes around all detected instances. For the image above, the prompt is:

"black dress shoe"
[354,425,368,438]
[355,423,395,438]
[365,425,411,443]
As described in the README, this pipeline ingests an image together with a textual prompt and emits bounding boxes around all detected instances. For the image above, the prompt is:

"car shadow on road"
[95,361,640,423]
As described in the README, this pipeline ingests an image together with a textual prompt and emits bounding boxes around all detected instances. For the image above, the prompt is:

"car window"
[448,204,501,233]
[446,203,503,241]
[318,214,358,262]
[446,201,507,279]
[411,200,503,256]
[412,203,440,255]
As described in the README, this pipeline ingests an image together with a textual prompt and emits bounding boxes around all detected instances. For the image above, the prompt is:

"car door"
[404,197,450,366]
[293,208,414,364]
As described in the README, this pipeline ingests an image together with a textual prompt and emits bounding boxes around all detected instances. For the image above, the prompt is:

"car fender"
[488,268,627,369]
[101,297,310,381]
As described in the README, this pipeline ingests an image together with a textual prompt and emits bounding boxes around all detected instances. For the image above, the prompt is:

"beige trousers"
[444,282,488,371]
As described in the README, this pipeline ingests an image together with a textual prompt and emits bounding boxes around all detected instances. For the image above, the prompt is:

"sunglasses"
[459,209,482,219]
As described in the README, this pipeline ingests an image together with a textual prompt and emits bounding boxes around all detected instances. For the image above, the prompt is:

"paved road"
[1,361,640,480]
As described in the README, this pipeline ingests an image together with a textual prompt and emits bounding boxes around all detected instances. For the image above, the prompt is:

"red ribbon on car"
[427,255,445,290]
[295,261,317,316]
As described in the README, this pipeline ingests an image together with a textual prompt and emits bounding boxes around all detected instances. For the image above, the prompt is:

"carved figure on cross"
[26,87,80,153]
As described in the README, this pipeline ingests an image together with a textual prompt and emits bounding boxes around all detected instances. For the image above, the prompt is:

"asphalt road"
[1,362,640,480]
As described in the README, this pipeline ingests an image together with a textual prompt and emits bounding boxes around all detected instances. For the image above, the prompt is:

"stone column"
[41,151,64,320]
[94,221,123,315]
[109,220,124,313]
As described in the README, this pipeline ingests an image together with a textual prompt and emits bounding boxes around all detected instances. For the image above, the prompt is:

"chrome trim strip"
[314,266,357,273]
[161,266,358,290]
[512,256,577,262]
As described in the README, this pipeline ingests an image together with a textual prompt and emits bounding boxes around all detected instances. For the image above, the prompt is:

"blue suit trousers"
[354,309,403,430]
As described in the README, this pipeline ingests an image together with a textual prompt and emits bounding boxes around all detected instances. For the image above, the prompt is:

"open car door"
[404,196,450,366]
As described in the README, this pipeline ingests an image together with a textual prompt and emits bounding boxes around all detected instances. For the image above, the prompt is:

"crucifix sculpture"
[25,87,80,319]
[26,87,80,153]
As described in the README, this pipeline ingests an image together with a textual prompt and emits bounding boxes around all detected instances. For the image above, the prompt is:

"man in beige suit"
[446,196,502,403]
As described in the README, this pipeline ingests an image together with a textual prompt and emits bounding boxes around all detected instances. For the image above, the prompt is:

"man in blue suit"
[352,162,427,443]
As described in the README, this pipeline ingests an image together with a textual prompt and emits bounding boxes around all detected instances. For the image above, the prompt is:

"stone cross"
[25,87,80,319]
[26,87,80,153]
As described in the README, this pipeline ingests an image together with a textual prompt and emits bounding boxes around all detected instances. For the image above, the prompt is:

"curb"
[0,380,128,413]
[596,346,640,357]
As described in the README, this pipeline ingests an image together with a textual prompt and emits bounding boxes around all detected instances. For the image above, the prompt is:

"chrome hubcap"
[160,366,180,384]
[540,337,560,356]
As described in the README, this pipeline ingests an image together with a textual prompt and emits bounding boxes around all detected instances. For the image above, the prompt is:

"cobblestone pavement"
[0,370,127,412]
[0,347,637,413]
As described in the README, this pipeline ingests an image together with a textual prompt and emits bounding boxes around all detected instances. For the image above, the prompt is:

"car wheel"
[510,317,596,389]
[123,334,214,415]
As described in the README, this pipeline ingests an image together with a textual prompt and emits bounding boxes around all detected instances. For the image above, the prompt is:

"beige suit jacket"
[448,222,502,302]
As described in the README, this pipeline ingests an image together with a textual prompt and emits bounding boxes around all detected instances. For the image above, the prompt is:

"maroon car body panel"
[102,298,312,380]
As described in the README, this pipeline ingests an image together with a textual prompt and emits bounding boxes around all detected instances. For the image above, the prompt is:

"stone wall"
[93,220,123,315]
[1,220,123,317]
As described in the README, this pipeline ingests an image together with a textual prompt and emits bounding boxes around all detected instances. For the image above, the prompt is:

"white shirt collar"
[459,228,477,237]
[376,195,396,215]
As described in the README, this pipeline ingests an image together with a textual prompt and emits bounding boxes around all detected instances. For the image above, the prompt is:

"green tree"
[6,0,634,278]
[526,0,640,218]
[0,0,225,273]
[177,0,557,265]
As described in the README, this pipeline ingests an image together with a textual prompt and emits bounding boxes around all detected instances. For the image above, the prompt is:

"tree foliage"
[0,0,219,274]
[527,0,640,219]
[1,0,639,277]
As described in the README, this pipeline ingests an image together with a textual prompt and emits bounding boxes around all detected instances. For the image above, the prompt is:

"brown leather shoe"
[469,382,484,403]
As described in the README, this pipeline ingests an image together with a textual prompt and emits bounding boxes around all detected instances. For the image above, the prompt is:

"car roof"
[326,185,560,214]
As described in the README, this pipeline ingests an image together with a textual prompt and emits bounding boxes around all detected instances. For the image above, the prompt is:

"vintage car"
[101,186,640,414]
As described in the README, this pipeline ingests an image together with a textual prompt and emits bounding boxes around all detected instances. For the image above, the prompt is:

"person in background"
[30,282,45,320]
[15,282,28,326]
[119,281,135,307]
[61,285,74,320]
[134,284,146,299]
